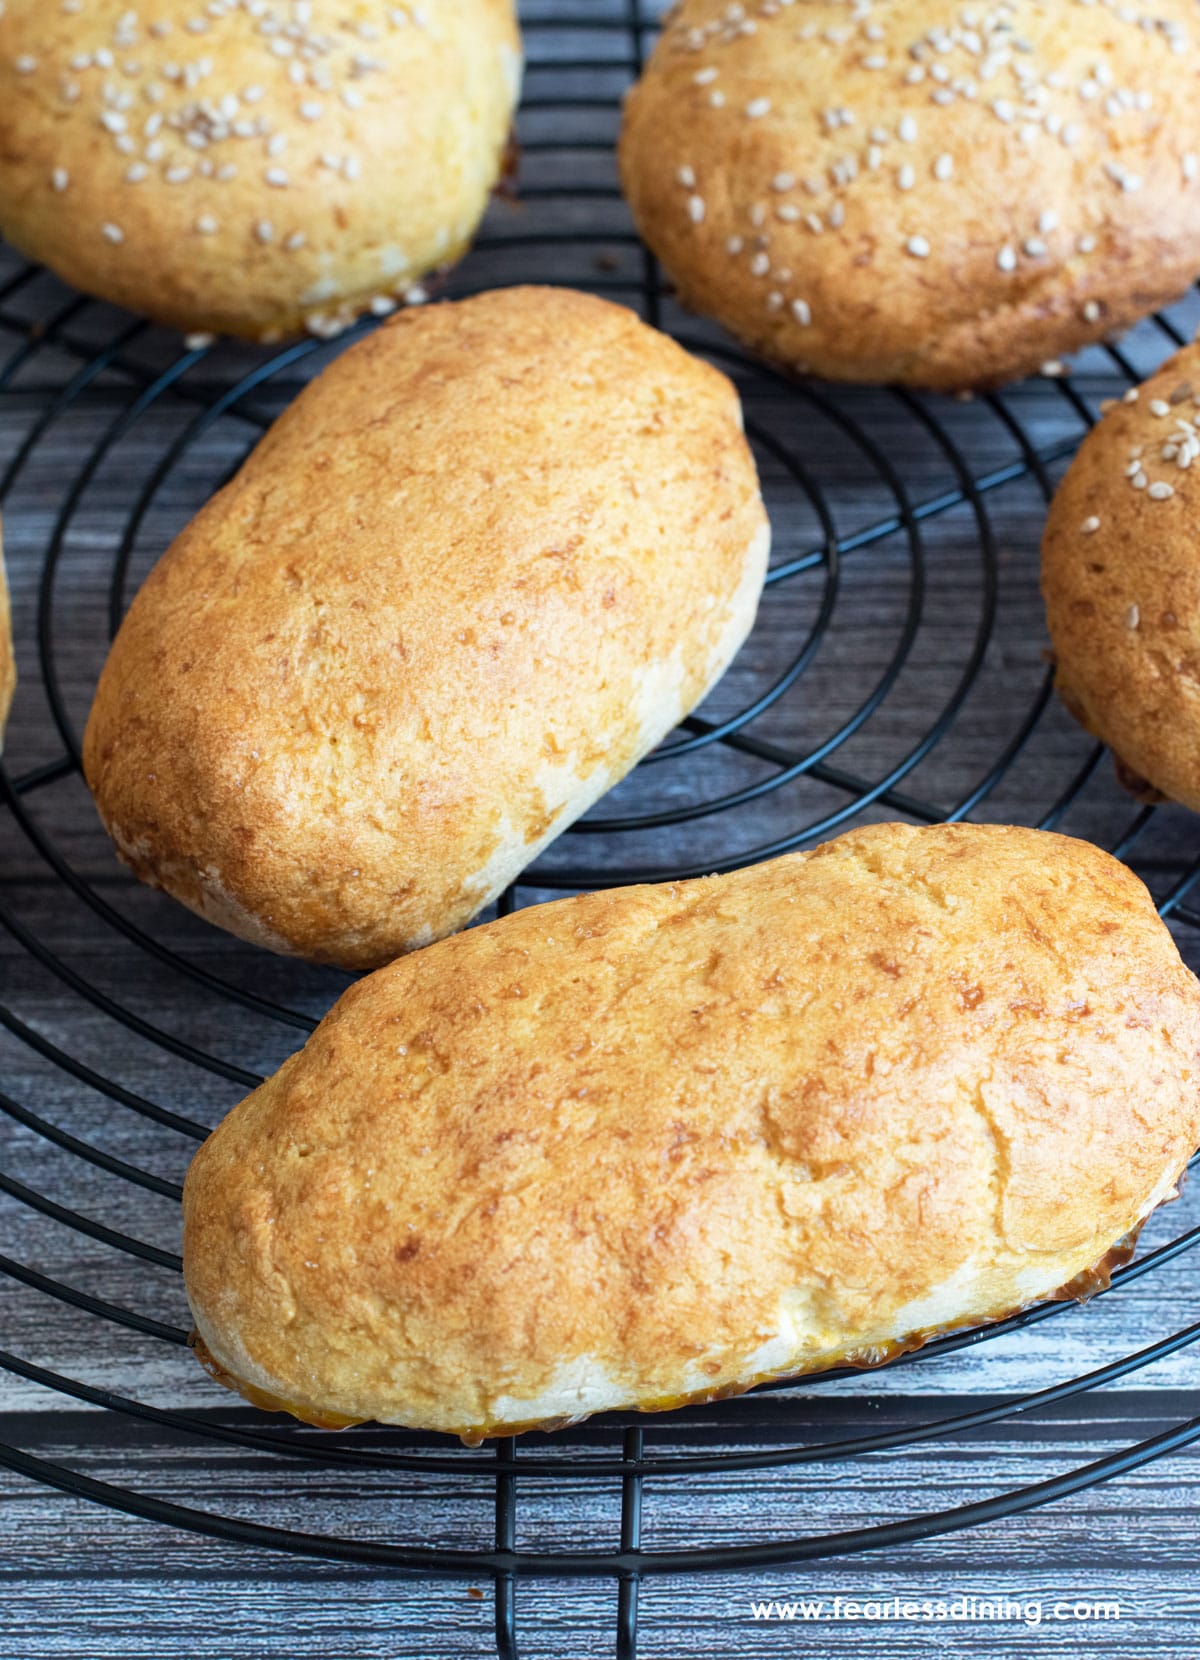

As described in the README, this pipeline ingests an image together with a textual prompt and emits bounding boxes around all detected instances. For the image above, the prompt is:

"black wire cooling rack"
[6,3,1200,1656]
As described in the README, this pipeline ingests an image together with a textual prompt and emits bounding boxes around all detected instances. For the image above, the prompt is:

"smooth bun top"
[620,0,1200,389]
[1043,342,1200,812]
[0,0,521,339]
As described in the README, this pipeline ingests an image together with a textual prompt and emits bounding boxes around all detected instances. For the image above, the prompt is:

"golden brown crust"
[618,0,1200,392]
[0,1,521,340]
[1042,342,1200,813]
[181,822,1200,1439]
[0,521,13,748]
[82,286,770,969]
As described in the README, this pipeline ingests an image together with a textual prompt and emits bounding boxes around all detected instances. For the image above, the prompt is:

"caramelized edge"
[188,1219,1152,1443]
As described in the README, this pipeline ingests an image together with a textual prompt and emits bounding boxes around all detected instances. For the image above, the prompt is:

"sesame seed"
[688,194,706,224]
[933,153,953,181]
[1148,481,1175,500]
[745,97,771,119]
[124,163,148,183]
[51,168,69,193]
[255,220,274,243]
[1125,604,1140,629]
[300,100,324,121]
[195,214,218,235]
[906,235,930,258]
[1150,399,1171,417]
[14,54,37,75]
[677,165,696,188]
[285,231,306,251]
[101,222,125,244]
[184,332,215,350]
[265,168,289,188]
[1080,517,1101,535]
[996,245,1017,272]
[1082,300,1102,323]
[790,298,812,326]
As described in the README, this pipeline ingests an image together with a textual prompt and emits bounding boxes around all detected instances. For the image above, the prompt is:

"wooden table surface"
[3,4,1200,1656]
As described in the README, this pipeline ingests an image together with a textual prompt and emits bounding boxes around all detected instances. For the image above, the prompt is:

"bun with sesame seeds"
[1043,342,1200,811]
[0,0,521,341]
[180,821,1200,1439]
[619,0,1200,392]
[81,286,770,970]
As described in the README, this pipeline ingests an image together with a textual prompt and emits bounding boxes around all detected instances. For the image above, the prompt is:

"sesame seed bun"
[1043,343,1200,811]
[0,0,521,340]
[181,821,1200,1439]
[81,286,770,969]
[618,0,1200,392]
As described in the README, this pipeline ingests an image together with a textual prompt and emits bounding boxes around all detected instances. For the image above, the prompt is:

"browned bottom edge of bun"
[188,1220,1153,1443]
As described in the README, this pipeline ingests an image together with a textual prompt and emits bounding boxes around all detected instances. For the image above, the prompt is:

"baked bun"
[0,1,520,340]
[82,286,770,970]
[182,822,1200,1440]
[618,0,1200,391]
[0,524,13,747]
[1043,343,1200,811]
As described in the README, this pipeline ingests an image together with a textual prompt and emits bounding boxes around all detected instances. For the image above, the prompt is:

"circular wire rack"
[4,3,1200,1655]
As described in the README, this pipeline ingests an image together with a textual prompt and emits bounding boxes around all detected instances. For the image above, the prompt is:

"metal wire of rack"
[5,2,1200,1655]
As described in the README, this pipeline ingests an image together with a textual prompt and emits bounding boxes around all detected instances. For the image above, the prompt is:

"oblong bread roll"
[182,822,1200,1440]
[83,286,769,969]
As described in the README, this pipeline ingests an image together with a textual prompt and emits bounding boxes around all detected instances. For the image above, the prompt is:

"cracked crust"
[618,0,1200,392]
[182,821,1200,1438]
[82,287,770,969]
[1042,341,1200,813]
[0,1,521,341]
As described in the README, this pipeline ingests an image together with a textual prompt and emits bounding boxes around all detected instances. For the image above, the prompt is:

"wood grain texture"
[2,2,1200,1654]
